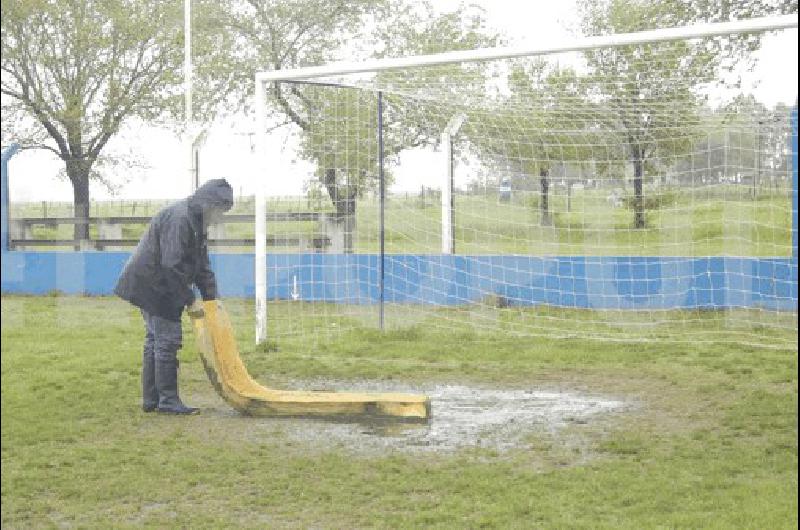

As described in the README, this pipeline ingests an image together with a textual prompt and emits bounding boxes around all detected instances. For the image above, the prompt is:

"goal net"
[252,16,798,349]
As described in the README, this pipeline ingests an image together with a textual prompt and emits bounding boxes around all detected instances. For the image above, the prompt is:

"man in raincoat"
[115,179,234,414]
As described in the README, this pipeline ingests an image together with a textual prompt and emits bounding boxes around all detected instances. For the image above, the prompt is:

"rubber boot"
[155,359,199,415]
[142,355,158,412]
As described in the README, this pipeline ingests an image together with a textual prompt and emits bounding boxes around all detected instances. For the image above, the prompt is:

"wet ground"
[230,380,631,454]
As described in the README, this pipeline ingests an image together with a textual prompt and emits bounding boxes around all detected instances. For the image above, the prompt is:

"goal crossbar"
[255,15,797,83]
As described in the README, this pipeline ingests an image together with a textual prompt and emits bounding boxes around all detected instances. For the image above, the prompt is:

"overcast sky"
[6,2,798,203]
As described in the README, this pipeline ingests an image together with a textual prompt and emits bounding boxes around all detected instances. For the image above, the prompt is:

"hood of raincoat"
[188,178,234,213]
[113,178,233,321]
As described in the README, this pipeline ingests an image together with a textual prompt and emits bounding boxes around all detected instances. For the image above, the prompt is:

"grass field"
[9,184,795,256]
[2,295,797,528]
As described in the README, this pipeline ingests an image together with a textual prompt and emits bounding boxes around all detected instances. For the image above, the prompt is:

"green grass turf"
[9,185,794,256]
[1,295,797,528]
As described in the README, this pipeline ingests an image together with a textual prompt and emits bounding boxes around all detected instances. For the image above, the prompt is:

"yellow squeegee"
[189,300,431,421]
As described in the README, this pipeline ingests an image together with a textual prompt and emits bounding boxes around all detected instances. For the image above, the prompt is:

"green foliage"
[471,62,598,176]
[0,0,205,239]
[298,86,382,196]
[254,339,279,353]
[578,0,707,158]
[217,0,498,209]
[1,0,185,165]
[571,0,795,228]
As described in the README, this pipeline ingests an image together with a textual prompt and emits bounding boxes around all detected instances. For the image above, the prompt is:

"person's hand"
[187,300,205,318]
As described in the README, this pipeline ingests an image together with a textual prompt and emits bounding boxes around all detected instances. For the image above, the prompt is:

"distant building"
[498,178,511,202]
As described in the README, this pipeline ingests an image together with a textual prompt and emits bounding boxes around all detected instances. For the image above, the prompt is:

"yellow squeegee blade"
[190,300,431,421]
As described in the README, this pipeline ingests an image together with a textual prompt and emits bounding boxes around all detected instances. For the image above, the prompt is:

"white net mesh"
[255,21,798,349]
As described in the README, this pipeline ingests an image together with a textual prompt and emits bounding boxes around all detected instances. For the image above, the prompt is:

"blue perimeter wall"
[1,251,797,311]
[2,106,798,312]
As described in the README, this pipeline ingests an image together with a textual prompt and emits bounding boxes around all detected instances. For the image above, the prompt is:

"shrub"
[622,189,679,211]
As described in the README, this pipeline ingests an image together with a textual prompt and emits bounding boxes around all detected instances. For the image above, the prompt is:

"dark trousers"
[141,310,183,408]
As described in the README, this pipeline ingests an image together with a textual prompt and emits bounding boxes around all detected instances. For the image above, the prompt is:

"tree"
[576,0,796,228]
[708,96,792,193]
[1,0,188,242]
[470,62,599,225]
[217,0,497,251]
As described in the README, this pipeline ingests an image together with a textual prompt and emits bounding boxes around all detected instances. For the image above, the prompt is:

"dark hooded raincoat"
[114,179,233,321]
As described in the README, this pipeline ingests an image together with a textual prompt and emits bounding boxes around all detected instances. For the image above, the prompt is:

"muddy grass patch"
[175,377,632,458]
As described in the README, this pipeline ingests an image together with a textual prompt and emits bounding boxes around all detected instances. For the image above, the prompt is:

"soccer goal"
[251,15,798,349]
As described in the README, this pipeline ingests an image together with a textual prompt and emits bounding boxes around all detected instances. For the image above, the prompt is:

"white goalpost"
[254,15,797,84]
[252,14,798,347]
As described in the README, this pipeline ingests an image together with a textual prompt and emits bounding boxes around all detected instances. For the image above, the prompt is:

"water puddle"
[252,381,629,454]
